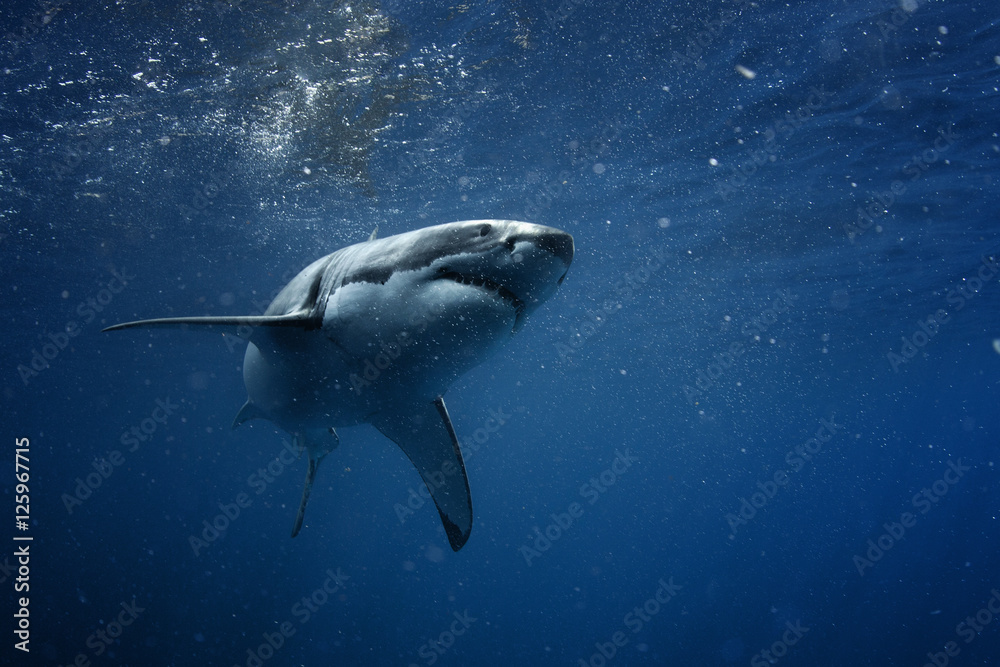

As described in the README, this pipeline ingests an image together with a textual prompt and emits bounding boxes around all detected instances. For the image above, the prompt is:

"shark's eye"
[479,224,492,237]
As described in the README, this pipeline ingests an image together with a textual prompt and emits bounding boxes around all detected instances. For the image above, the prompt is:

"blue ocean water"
[2,0,999,665]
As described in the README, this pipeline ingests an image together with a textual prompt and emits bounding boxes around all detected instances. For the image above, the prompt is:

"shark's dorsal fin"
[290,428,340,538]
[232,401,264,429]
[370,396,472,551]
[102,311,318,336]
[368,226,378,242]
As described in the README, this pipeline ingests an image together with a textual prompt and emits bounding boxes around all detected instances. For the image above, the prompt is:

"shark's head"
[417,219,574,331]
[336,219,573,331]
[323,220,574,394]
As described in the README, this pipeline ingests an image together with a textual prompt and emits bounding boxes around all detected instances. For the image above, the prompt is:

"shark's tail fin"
[289,428,340,537]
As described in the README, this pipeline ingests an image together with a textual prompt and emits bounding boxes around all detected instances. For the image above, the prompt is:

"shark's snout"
[504,224,574,268]
[506,224,574,292]
[534,229,575,267]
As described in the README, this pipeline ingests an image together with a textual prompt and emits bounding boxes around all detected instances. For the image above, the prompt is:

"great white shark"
[105,220,574,551]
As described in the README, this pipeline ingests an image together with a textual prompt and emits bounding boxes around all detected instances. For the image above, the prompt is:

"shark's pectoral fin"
[232,400,264,429]
[290,428,340,538]
[102,311,318,337]
[371,396,472,552]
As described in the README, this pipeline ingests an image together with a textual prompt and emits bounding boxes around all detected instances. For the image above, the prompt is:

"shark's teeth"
[436,270,525,319]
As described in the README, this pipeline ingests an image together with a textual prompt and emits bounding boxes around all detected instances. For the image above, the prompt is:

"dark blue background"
[2,0,999,665]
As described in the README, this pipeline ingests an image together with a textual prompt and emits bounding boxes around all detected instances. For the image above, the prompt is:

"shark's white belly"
[242,277,515,434]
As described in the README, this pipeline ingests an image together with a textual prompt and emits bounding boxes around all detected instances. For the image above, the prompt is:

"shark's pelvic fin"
[102,311,318,336]
[232,401,264,430]
[371,396,472,551]
[291,454,321,538]
[290,428,340,538]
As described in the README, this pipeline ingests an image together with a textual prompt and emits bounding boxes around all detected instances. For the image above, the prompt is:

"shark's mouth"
[437,270,526,322]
